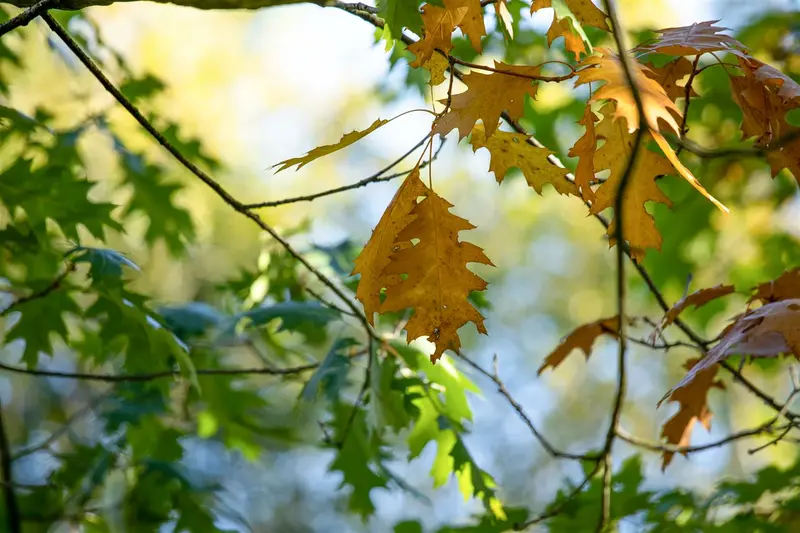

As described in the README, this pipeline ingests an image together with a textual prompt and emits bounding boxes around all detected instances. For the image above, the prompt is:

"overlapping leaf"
[659,359,724,470]
[568,105,598,200]
[634,20,745,57]
[433,62,541,139]
[447,0,486,51]
[531,0,609,59]
[658,284,735,332]
[379,187,493,362]
[750,267,800,304]
[469,124,577,195]
[408,2,468,68]
[538,316,619,373]
[643,56,697,102]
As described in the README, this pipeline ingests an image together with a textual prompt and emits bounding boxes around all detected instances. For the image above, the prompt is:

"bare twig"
[0,0,58,39]
[337,337,374,448]
[0,265,74,317]
[675,55,701,156]
[0,398,20,533]
[450,57,577,83]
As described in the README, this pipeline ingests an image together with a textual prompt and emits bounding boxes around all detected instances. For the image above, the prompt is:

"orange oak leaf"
[576,49,728,213]
[658,284,735,332]
[469,124,577,196]
[273,118,390,172]
[351,167,429,324]
[531,0,607,59]
[634,20,746,57]
[663,299,800,401]
[750,268,800,304]
[408,2,468,68]
[544,15,586,60]
[433,63,541,139]
[538,316,619,374]
[446,0,486,52]
[589,104,674,262]
[659,358,724,470]
[379,187,493,362]
[643,56,698,102]
[567,104,598,201]
[730,56,800,184]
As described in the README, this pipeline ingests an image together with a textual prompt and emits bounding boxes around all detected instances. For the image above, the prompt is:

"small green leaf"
[67,246,140,281]
[300,337,356,404]
[231,301,339,343]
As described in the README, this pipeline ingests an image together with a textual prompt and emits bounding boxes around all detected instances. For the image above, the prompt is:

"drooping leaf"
[66,246,140,282]
[352,167,429,324]
[408,2,468,68]
[531,0,608,58]
[659,358,724,470]
[658,284,735,332]
[469,124,577,195]
[538,316,619,373]
[589,105,674,261]
[380,186,493,362]
[273,118,390,172]
[634,20,746,57]
[494,0,514,39]
[446,0,486,52]
[159,302,226,341]
[433,62,541,139]
[568,105,598,201]
[233,301,340,343]
[643,56,698,102]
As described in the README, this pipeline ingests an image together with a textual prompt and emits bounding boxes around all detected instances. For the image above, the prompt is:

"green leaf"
[4,288,79,367]
[368,352,414,433]
[395,521,424,533]
[159,302,226,341]
[231,301,340,343]
[120,73,166,104]
[67,246,140,282]
[300,337,356,403]
[378,0,423,49]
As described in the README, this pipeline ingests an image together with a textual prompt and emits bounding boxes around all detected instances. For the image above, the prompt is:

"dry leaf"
[568,105,598,201]
[379,187,493,362]
[469,124,577,196]
[531,0,607,59]
[576,50,728,213]
[643,56,698,102]
[273,119,389,172]
[446,0,486,52]
[531,0,609,31]
[545,15,587,60]
[659,359,724,470]
[351,167,429,324]
[663,299,800,400]
[590,104,674,262]
[634,20,745,57]
[408,3,468,68]
[538,316,619,374]
[658,284,735,333]
[730,56,800,183]
[575,49,682,134]
[433,62,540,139]
[750,268,800,304]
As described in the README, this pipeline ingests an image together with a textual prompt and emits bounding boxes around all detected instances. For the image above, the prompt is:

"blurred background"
[1,0,800,531]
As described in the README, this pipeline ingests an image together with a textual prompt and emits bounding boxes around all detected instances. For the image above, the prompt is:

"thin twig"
[458,353,598,462]
[0,0,58,40]
[675,55,700,155]
[337,337,374,448]
[450,57,577,82]
[0,265,74,317]
[0,398,20,533]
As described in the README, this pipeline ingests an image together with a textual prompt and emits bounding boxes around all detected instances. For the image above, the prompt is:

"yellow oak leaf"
[538,316,619,374]
[575,48,681,134]
[408,3,468,68]
[469,124,577,196]
[494,0,514,39]
[531,0,609,31]
[433,62,541,139]
[659,359,724,470]
[273,118,389,172]
[544,15,586,60]
[576,50,728,212]
[424,53,450,86]
[634,20,745,57]
[567,104,598,201]
[590,104,674,262]
[379,188,493,362]
[446,0,486,52]
[351,167,429,324]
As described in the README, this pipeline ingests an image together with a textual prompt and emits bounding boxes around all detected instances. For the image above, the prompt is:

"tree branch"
[0,0,58,38]
[0,399,20,533]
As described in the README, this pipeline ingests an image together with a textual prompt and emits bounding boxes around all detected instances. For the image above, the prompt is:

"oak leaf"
[730,56,800,183]
[659,359,724,470]
[274,119,389,172]
[408,2,467,68]
[469,124,577,196]
[531,0,609,31]
[576,50,728,212]
[634,20,745,57]
[433,63,541,139]
[446,0,486,52]
[750,268,800,304]
[538,316,619,374]
[351,167,429,324]
[643,57,698,102]
[379,187,493,362]
[657,284,735,333]
[589,105,674,262]
[531,0,608,59]
[567,105,598,201]
[663,299,800,401]
[544,15,586,61]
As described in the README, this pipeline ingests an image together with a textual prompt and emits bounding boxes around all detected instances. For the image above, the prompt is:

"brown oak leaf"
[750,268,800,304]
[568,105,598,201]
[657,284,735,334]
[446,0,486,52]
[643,56,698,103]
[538,316,619,374]
[408,3,468,68]
[379,186,493,362]
[469,124,577,196]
